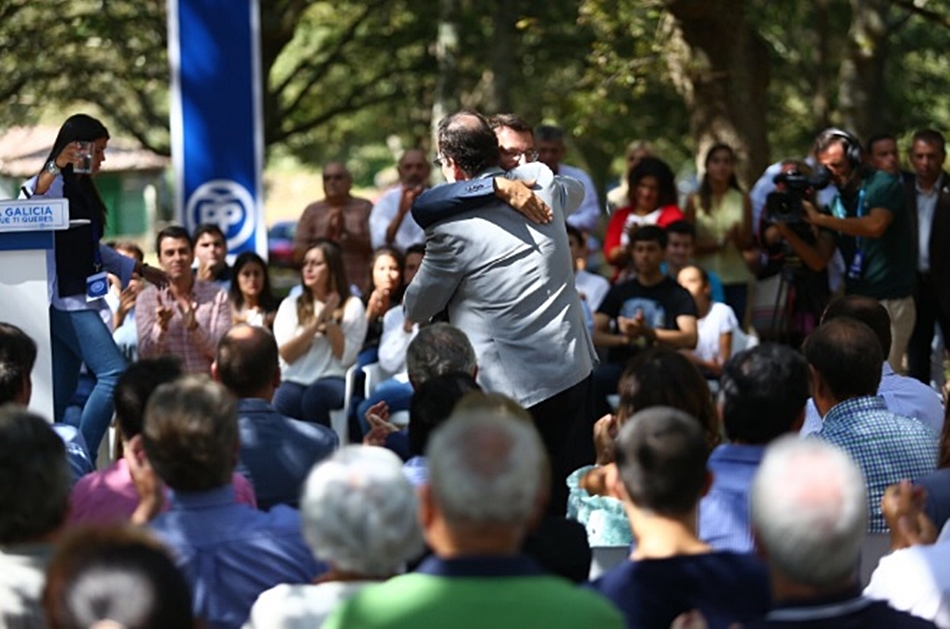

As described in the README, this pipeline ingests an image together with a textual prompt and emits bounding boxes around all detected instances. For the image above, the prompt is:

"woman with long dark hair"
[229,251,279,330]
[19,114,165,455]
[272,240,367,427]
[685,143,754,324]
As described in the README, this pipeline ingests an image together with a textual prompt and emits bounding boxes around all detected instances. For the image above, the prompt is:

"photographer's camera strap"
[832,187,866,280]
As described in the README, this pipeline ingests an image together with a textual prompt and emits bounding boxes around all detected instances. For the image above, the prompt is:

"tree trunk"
[488,1,515,114]
[838,0,890,141]
[663,0,770,186]
[432,0,461,144]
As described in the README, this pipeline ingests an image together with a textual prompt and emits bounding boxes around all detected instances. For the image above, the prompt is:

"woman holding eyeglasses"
[273,240,368,427]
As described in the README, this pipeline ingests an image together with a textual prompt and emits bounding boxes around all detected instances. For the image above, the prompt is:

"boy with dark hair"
[593,225,698,412]
[590,407,770,627]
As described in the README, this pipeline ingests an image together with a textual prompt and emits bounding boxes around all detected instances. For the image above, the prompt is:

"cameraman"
[772,129,916,371]
[760,161,832,346]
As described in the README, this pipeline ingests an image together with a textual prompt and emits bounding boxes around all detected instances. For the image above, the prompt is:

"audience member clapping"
[272,239,368,427]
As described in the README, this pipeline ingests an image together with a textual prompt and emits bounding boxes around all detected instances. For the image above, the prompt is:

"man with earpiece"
[772,128,916,373]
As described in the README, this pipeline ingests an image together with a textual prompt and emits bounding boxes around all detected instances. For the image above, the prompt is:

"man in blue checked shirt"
[699,344,810,552]
[805,317,938,533]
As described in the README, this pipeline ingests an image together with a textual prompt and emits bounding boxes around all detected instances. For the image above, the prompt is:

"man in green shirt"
[326,410,623,629]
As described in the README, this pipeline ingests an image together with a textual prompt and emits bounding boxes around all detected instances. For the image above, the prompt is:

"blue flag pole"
[167,0,266,260]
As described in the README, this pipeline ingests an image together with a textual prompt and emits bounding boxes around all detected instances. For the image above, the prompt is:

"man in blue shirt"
[700,344,810,552]
[213,324,338,510]
[806,317,938,533]
[801,295,944,436]
[142,375,323,628]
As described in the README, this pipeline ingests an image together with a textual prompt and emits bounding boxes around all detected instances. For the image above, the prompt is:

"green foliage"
[2,0,949,181]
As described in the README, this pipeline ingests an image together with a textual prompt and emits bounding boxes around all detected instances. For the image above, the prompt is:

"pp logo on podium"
[185,179,257,251]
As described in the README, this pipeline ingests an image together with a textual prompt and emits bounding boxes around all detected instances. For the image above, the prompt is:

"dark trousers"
[908,273,950,384]
[527,374,596,516]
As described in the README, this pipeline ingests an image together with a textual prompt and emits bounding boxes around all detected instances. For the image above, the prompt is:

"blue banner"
[168,0,265,260]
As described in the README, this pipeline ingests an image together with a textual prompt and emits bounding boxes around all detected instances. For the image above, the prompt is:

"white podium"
[0,198,70,421]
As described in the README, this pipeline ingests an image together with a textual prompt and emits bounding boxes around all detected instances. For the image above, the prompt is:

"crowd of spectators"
[3,113,950,628]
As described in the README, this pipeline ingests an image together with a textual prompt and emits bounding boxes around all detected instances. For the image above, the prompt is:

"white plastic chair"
[329,364,361,445]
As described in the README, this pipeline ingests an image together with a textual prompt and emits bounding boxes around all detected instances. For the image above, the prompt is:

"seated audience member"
[589,407,770,628]
[360,247,405,365]
[567,224,610,312]
[864,480,950,626]
[193,222,232,289]
[246,446,424,628]
[401,372,481,486]
[0,406,72,628]
[213,324,338,509]
[569,347,719,546]
[700,344,809,552]
[69,357,256,526]
[229,251,279,330]
[327,411,624,628]
[746,436,934,628]
[141,376,323,627]
[447,391,594,584]
[801,295,944,436]
[364,322,478,457]
[806,317,938,532]
[353,243,426,429]
[665,220,726,302]
[107,240,146,361]
[603,157,684,277]
[678,264,740,378]
[42,526,194,629]
[137,225,232,374]
[0,322,93,482]
[273,240,368,427]
[593,225,698,414]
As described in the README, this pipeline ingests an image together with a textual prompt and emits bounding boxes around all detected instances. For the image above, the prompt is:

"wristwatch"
[45,160,61,176]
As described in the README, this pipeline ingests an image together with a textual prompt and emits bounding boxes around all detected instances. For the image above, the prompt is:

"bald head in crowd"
[213,324,280,399]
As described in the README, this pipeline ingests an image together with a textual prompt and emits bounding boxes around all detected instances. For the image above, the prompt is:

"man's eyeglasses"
[323,173,347,181]
[432,154,446,168]
[500,148,540,163]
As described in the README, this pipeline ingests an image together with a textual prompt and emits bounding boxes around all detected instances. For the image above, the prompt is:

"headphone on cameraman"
[820,128,863,168]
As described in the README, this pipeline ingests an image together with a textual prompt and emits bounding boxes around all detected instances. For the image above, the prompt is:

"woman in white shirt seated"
[677,264,739,379]
[273,240,368,427]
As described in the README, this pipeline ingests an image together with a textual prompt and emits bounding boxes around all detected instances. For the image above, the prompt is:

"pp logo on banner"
[185,179,257,251]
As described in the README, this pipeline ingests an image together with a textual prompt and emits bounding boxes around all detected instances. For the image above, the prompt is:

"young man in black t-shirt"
[592,226,698,413]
